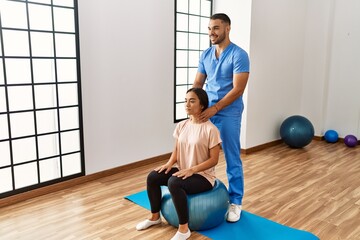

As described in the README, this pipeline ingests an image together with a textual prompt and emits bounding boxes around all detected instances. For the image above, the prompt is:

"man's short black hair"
[210,13,231,25]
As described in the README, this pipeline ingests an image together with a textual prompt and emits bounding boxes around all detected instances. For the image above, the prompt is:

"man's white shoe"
[227,204,242,222]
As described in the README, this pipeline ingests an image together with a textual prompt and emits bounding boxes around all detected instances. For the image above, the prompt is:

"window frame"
[174,0,213,122]
[0,0,85,198]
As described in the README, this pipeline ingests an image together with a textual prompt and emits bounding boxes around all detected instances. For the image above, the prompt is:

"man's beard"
[210,32,226,45]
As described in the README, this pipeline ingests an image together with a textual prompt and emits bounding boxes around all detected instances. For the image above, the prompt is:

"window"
[0,0,84,198]
[174,0,212,121]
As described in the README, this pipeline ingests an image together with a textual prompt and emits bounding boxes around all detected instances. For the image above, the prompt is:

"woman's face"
[185,91,203,116]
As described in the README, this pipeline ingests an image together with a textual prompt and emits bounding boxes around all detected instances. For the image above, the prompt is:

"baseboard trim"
[241,136,326,154]
[0,153,171,209]
[241,139,283,154]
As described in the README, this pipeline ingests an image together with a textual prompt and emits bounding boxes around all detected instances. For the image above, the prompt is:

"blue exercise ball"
[160,179,229,231]
[280,115,314,148]
[324,130,339,143]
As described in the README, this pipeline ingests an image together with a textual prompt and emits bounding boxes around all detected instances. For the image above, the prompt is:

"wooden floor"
[0,140,360,240]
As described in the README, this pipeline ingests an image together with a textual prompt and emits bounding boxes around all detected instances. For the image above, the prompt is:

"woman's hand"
[172,168,195,180]
[154,163,173,174]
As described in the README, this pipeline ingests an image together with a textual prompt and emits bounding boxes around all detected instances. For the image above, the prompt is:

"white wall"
[78,0,360,175]
[300,0,335,136]
[245,0,308,148]
[245,0,360,148]
[78,0,175,174]
[213,0,252,148]
[324,0,360,138]
[301,0,360,138]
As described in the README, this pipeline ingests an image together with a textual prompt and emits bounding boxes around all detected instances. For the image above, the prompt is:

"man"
[193,13,250,222]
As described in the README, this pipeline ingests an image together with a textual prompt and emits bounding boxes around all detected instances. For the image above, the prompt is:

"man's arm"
[193,72,207,88]
[214,72,249,111]
[198,72,249,122]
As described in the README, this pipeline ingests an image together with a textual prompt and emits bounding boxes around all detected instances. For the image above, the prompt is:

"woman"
[136,88,222,240]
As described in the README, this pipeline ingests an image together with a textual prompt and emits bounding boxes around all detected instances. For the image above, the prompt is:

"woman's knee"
[147,170,160,185]
[167,176,182,192]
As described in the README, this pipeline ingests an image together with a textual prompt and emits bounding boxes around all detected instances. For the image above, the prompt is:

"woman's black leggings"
[147,168,213,225]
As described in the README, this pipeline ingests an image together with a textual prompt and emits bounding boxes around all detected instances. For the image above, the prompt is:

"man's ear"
[227,25,231,33]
